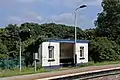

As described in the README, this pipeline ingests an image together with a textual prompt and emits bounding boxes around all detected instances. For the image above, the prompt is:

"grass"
[76,61,120,68]
[0,61,120,78]
[0,67,48,78]
[87,61,120,66]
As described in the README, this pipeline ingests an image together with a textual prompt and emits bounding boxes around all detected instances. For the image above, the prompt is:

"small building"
[38,39,88,68]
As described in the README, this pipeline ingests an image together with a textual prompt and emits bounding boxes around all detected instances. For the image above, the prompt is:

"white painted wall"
[39,41,88,67]
[41,42,60,67]
[38,44,42,65]
[76,43,88,64]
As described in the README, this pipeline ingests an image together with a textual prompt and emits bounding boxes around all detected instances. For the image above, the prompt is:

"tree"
[2,24,20,58]
[95,0,120,42]
[0,39,8,59]
[89,37,120,63]
[84,28,96,40]
[24,36,47,66]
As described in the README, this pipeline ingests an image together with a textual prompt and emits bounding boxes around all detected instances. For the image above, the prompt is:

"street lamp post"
[18,30,22,72]
[19,37,22,72]
[19,29,31,72]
[74,5,87,66]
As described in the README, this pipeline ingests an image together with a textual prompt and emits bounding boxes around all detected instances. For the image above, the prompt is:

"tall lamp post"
[19,29,31,72]
[19,30,22,72]
[74,5,87,65]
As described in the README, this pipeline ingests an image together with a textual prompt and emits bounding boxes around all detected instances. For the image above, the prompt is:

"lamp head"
[75,5,87,11]
[79,5,87,8]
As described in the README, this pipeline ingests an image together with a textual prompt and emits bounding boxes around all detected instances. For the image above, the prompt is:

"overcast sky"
[0,0,102,29]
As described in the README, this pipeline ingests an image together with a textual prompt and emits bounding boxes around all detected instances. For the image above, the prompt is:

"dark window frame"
[80,46,85,59]
[48,46,55,61]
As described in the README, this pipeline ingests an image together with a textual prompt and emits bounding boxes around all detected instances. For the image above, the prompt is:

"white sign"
[35,53,39,60]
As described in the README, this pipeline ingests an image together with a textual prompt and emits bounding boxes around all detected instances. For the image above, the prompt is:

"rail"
[36,67,120,80]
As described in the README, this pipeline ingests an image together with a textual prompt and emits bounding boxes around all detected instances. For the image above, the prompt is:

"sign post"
[34,53,38,72]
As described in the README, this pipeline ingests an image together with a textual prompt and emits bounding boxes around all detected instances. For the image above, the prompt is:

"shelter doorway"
[60,43,75,67]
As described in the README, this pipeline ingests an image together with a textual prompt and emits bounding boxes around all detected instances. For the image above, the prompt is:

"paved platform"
[0,64,120,80]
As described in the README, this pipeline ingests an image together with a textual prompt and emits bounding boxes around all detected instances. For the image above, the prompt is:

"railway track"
[38,67,120,80]
[63,68,120,80]
[75,71,120,80]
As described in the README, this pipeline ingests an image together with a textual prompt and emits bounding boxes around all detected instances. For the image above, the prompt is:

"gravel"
[89,74,120,80]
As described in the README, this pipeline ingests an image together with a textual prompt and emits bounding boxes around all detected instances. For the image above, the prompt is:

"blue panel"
[48,39,89,43]
[42,63,88,69]
[76,63,88,67]
[43,65,61,69]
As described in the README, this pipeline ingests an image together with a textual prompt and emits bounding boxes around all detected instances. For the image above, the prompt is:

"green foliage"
[20,23,85,40]
[0,59,20,69]
[90,0,120,63]
[0,67,48,77]
[0,39,8,59]
[84,28,96,40]
[24,36,47,67]
[87,61,120,66]
[95,0,120,41]
[89,37,120,63]
[0,24,20,58]
[18,23,86,66]
[0,20,120,67]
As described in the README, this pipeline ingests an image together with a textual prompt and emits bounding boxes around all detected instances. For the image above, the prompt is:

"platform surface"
[0,64,120,80]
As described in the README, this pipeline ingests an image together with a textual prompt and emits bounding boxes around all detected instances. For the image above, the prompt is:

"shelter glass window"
[80,46,84,58]
[48,46,54,59]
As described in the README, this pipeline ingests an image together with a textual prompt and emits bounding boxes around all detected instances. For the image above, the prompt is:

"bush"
[79,63,88,67]
[89,37,120,63]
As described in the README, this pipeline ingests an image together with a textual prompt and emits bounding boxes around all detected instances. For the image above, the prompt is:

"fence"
[0,58,25,69]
